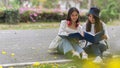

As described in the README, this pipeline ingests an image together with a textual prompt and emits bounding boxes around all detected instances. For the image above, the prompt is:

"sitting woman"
[49,7,88,59]
[82,7,109,63]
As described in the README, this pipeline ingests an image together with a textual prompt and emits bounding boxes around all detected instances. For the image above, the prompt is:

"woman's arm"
[102,22,110,40]
[78,25,84,37]
[58,20,69,36]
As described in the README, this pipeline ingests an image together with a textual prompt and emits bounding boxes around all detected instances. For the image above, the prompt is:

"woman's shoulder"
[100,21,106,24]
[61,20,67,23]
[60,20,67,26]
[100,21,106,27]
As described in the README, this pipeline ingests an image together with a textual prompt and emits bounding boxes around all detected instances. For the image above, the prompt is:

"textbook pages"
[64,30,104,43]
[84,30,104,43]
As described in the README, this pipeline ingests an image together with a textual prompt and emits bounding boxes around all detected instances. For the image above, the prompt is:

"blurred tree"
[43,0,58,8]
[10,0,21,9]
[91,0,120,11]
[93,0,120,22]
[1,0,23,9]
[31,0,47,7]
[3,0,9,8]
[31,0,39,6]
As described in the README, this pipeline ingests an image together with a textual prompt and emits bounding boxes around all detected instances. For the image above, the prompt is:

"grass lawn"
[0,22,60,30]
[0,20,120,30]
[11,57,120,68]
[28,54,120,68]
[107,20,120,26]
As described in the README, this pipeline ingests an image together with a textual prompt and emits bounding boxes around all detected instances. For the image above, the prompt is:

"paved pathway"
[0,26,120,64]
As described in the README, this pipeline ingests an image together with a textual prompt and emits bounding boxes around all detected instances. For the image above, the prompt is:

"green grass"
[0,20,120,30]
[10,57,120,68]
[0,22,60,30]
[8,53,120,68]
[107,20,120,26]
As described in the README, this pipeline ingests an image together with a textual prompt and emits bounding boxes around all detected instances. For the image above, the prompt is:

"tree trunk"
[3,0,9,8]
[88,0,91,9]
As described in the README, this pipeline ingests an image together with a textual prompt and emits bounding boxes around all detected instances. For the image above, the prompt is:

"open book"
[60,30,104,43]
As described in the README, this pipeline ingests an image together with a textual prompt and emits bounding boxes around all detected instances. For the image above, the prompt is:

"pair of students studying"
[49,7,109,63]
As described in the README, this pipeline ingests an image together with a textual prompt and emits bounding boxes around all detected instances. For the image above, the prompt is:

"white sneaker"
[82,53,88,60]
[93,56,103,63]
[72,51,81,59]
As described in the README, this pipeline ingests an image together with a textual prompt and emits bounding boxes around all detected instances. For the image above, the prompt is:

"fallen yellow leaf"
[11,53,15,57]
[0,65,3,68]
[54,56,57,59]
[8,66,14,68]
[1,51,7,55]
[33,62,40,66]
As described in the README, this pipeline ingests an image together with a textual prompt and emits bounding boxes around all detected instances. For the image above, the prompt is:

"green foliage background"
[0,0,120,23]
[91,0,120,23]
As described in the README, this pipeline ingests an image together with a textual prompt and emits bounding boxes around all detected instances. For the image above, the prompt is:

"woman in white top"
[82,7,109,63]
[49,7,88,59]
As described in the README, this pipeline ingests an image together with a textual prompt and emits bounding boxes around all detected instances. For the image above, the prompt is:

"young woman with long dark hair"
[49,7,88,59]
[82,7,109,63]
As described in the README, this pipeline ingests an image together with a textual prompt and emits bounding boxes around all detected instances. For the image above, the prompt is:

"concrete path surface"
[0,26,120,65]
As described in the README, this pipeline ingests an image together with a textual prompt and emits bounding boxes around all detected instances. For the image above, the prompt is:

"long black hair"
[66,7,80,23]
[86,15,103,33]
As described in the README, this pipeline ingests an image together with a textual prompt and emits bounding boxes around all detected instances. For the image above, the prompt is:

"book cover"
[68,33,84,40]
[84,30,104,43]
[67,30,104,43]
